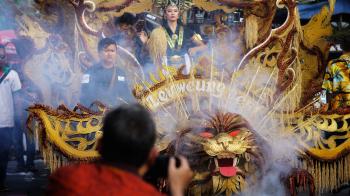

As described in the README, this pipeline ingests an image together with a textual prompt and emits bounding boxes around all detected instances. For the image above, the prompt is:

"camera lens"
[143,154,182,187]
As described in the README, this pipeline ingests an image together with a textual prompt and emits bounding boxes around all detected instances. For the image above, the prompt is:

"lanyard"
[0,67,10,84]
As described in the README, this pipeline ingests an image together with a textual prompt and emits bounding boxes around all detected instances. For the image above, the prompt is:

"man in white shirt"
[0,44,21,191]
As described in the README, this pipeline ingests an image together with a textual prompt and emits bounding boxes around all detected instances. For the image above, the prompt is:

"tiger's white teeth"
[214,158,218,168]
[233,157,238,166]
[217,155,235,159]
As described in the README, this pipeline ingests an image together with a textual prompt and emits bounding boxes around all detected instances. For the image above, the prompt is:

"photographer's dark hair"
[99,104,156,168]
[97,38,117,52]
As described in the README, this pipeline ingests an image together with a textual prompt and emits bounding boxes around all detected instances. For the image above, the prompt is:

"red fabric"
[47,163,165,196]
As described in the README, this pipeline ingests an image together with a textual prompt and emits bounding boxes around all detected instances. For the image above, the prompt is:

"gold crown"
[153,0,193,12]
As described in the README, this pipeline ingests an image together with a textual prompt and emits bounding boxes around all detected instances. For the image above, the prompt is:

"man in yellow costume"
[322,29,350,110]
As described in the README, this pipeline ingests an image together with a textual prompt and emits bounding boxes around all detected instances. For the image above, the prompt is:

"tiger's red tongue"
[219,166,237,177]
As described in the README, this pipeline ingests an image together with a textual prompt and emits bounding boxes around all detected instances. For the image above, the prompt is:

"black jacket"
[80,63,134,107]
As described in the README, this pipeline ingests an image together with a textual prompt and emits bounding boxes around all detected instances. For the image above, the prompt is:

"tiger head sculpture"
[163,112,269,195]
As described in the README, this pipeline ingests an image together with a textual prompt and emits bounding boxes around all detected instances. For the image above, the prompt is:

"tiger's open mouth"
[214,156,242,177]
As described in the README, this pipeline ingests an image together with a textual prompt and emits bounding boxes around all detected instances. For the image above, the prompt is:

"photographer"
[46,103,193,196]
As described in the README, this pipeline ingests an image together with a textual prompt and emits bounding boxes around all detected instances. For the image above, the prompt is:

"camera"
[143,155,181,186]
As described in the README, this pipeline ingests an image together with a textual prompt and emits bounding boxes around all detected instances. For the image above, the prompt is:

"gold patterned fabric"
[322,53,350,110]
[164,26,184,50]
[154,0,193,12]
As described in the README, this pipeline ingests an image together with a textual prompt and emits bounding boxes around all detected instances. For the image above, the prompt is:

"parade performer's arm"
[138,31,149,44]
[188,33,206,56]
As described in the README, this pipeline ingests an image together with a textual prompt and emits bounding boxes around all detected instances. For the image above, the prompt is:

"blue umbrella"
[298,0,350,19]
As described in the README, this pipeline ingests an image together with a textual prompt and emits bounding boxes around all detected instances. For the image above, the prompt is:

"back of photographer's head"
[99,103,156,168]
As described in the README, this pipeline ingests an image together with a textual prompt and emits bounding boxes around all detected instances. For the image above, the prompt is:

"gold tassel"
[343,150,346,182]
[316,161,320,193]
[331,162,334,190]
[345,157,348,184]
[313,160,318,194]
[318,161,322,193]
[147,27,167,68]
[322,162,326,193]
[342,157,344,184]
[298,154,350,194]
[326,162,329,191]
[346,157,348,182]
[334,162,337,189]
[244,15,259,49]
[337,160,340,188]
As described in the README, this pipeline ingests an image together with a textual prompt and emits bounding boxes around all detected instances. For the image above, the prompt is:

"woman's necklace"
[165,26,184,50]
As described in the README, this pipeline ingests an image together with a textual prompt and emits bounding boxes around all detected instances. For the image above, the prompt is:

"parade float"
[4,0,348,195]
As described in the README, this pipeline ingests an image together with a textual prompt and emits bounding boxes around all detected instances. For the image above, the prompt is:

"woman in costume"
[139,0,206,73]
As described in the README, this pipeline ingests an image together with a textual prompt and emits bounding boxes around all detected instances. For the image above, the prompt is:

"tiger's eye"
[200,131,214,138]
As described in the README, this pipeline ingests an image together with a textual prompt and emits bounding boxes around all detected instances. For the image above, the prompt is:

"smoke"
[201,72,298,195]
[143,23,299,195]
[225,68,299,195]
[148,72,299,195]
[0,1,142,109]
[0,1,83,108]
[242,164,290,196]
[1,1,300,194]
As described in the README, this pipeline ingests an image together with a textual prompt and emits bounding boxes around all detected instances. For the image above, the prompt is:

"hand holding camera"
[143,155,193,196]
[168,156,193,196]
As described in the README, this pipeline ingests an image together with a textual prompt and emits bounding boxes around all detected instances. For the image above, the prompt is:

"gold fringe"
[41,144,70,172]
[147,27,167,68]
[35,122,68,172]
[294,7,303,43]
[297,154,350,194]
[245,15,259,49]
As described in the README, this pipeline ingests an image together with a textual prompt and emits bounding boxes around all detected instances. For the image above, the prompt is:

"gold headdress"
[153,0,193,12]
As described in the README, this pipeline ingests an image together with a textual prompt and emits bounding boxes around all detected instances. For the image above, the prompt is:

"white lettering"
[145,95,159,108]
[186,82,194,92]
[176,82,186,94]
[216,83,225,97]
[196,80,206,92]
[206,81,216,93]
[140,79,227,110]
[158,90,168,102]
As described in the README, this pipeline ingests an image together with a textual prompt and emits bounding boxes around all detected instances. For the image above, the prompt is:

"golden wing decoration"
[299,0,335,105]
[27,104,106,171]
[282,111,350,192]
